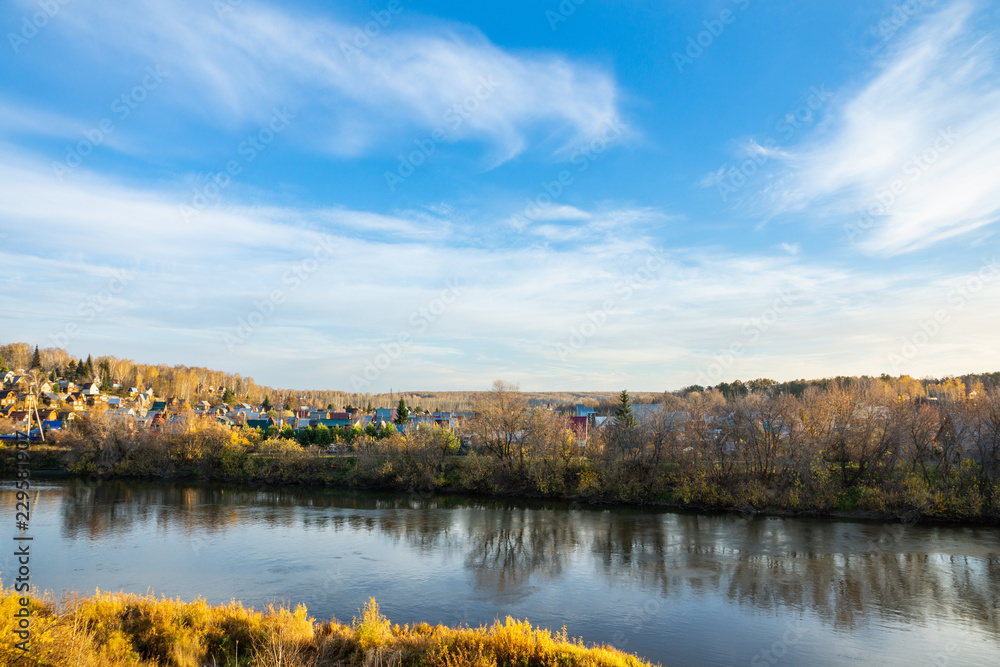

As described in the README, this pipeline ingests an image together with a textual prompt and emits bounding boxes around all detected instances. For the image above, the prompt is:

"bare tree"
[470,380,528,468]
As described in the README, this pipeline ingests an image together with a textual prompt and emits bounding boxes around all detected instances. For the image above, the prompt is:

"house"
[569,415,589,440]
[575,404,597,418]
[246,418,278,431]
[128,387,139,395]
[0,390,17,407]
[66,394,86,411]
[37,381,52,394]
[432,412,456,428]
[1,371,14,386]
[110,407,136,420]
[150,401,168,413]
[374,407,397,425]
[106,397,122,408]
[8,375,25,387]
[8,411,30,427]
[56,411,77,423]
[18,393,38,409]
[318,412,352,428]
[80,383,101,396]
[44,391,66,404]
[195,400,212,411]
[58,380,77,392]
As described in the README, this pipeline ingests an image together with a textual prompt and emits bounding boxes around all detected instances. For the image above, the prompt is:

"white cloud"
[44,0,625,165]
[2,146,999,391]
[764,1,1000,255]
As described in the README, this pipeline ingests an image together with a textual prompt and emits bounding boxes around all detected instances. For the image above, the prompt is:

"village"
[0,367,642,447]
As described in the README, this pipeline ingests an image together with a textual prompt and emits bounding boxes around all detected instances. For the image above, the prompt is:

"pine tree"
[99,360,112,391]
[614,389,636,429]
[262,395,272,411]
[394,397,410,425]
[30,346,41,369]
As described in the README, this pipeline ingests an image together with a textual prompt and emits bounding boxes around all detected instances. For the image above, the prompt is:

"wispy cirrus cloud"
[27,0,624,166]
[760,1,1000,255]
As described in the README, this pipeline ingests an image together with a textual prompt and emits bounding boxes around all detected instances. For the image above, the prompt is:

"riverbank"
[0,589,654,667]
[3,439,998,525]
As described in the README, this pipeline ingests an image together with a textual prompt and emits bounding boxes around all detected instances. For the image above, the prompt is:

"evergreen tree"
[0,353,8,373]
[66,359,77,379]
[84,354,94,378]
[614,390,637,429]
[99,360,112,391]
[262,395,272,411]
[222,388,236,404]
[394,397,410,425]
[30,346,41,369]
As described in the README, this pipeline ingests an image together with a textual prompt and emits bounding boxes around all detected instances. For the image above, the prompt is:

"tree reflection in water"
[7,480,998,638]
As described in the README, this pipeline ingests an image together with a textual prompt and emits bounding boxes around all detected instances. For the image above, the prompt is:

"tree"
[614,390,637,429]
[394,397,410,425]
[470,380,528,467]
[30,346,41,369]
[262,395,272,412]
[222,389,236,404]
[0,353,8,373]
[99,359,112,391]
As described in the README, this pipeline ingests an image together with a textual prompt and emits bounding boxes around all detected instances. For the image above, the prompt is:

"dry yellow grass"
[0,589,658,667]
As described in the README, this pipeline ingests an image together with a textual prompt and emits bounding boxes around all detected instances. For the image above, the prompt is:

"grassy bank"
[0,589,653,667]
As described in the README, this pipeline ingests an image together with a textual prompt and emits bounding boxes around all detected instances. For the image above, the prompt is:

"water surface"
[2,479,998,666]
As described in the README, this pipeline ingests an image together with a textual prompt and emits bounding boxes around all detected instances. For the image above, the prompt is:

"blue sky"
[1,0,999,392]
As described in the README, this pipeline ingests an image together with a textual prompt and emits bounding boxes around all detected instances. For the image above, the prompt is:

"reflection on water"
[2,479,998,666]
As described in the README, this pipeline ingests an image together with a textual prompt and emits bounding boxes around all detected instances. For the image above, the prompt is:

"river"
[2,478,998,666]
